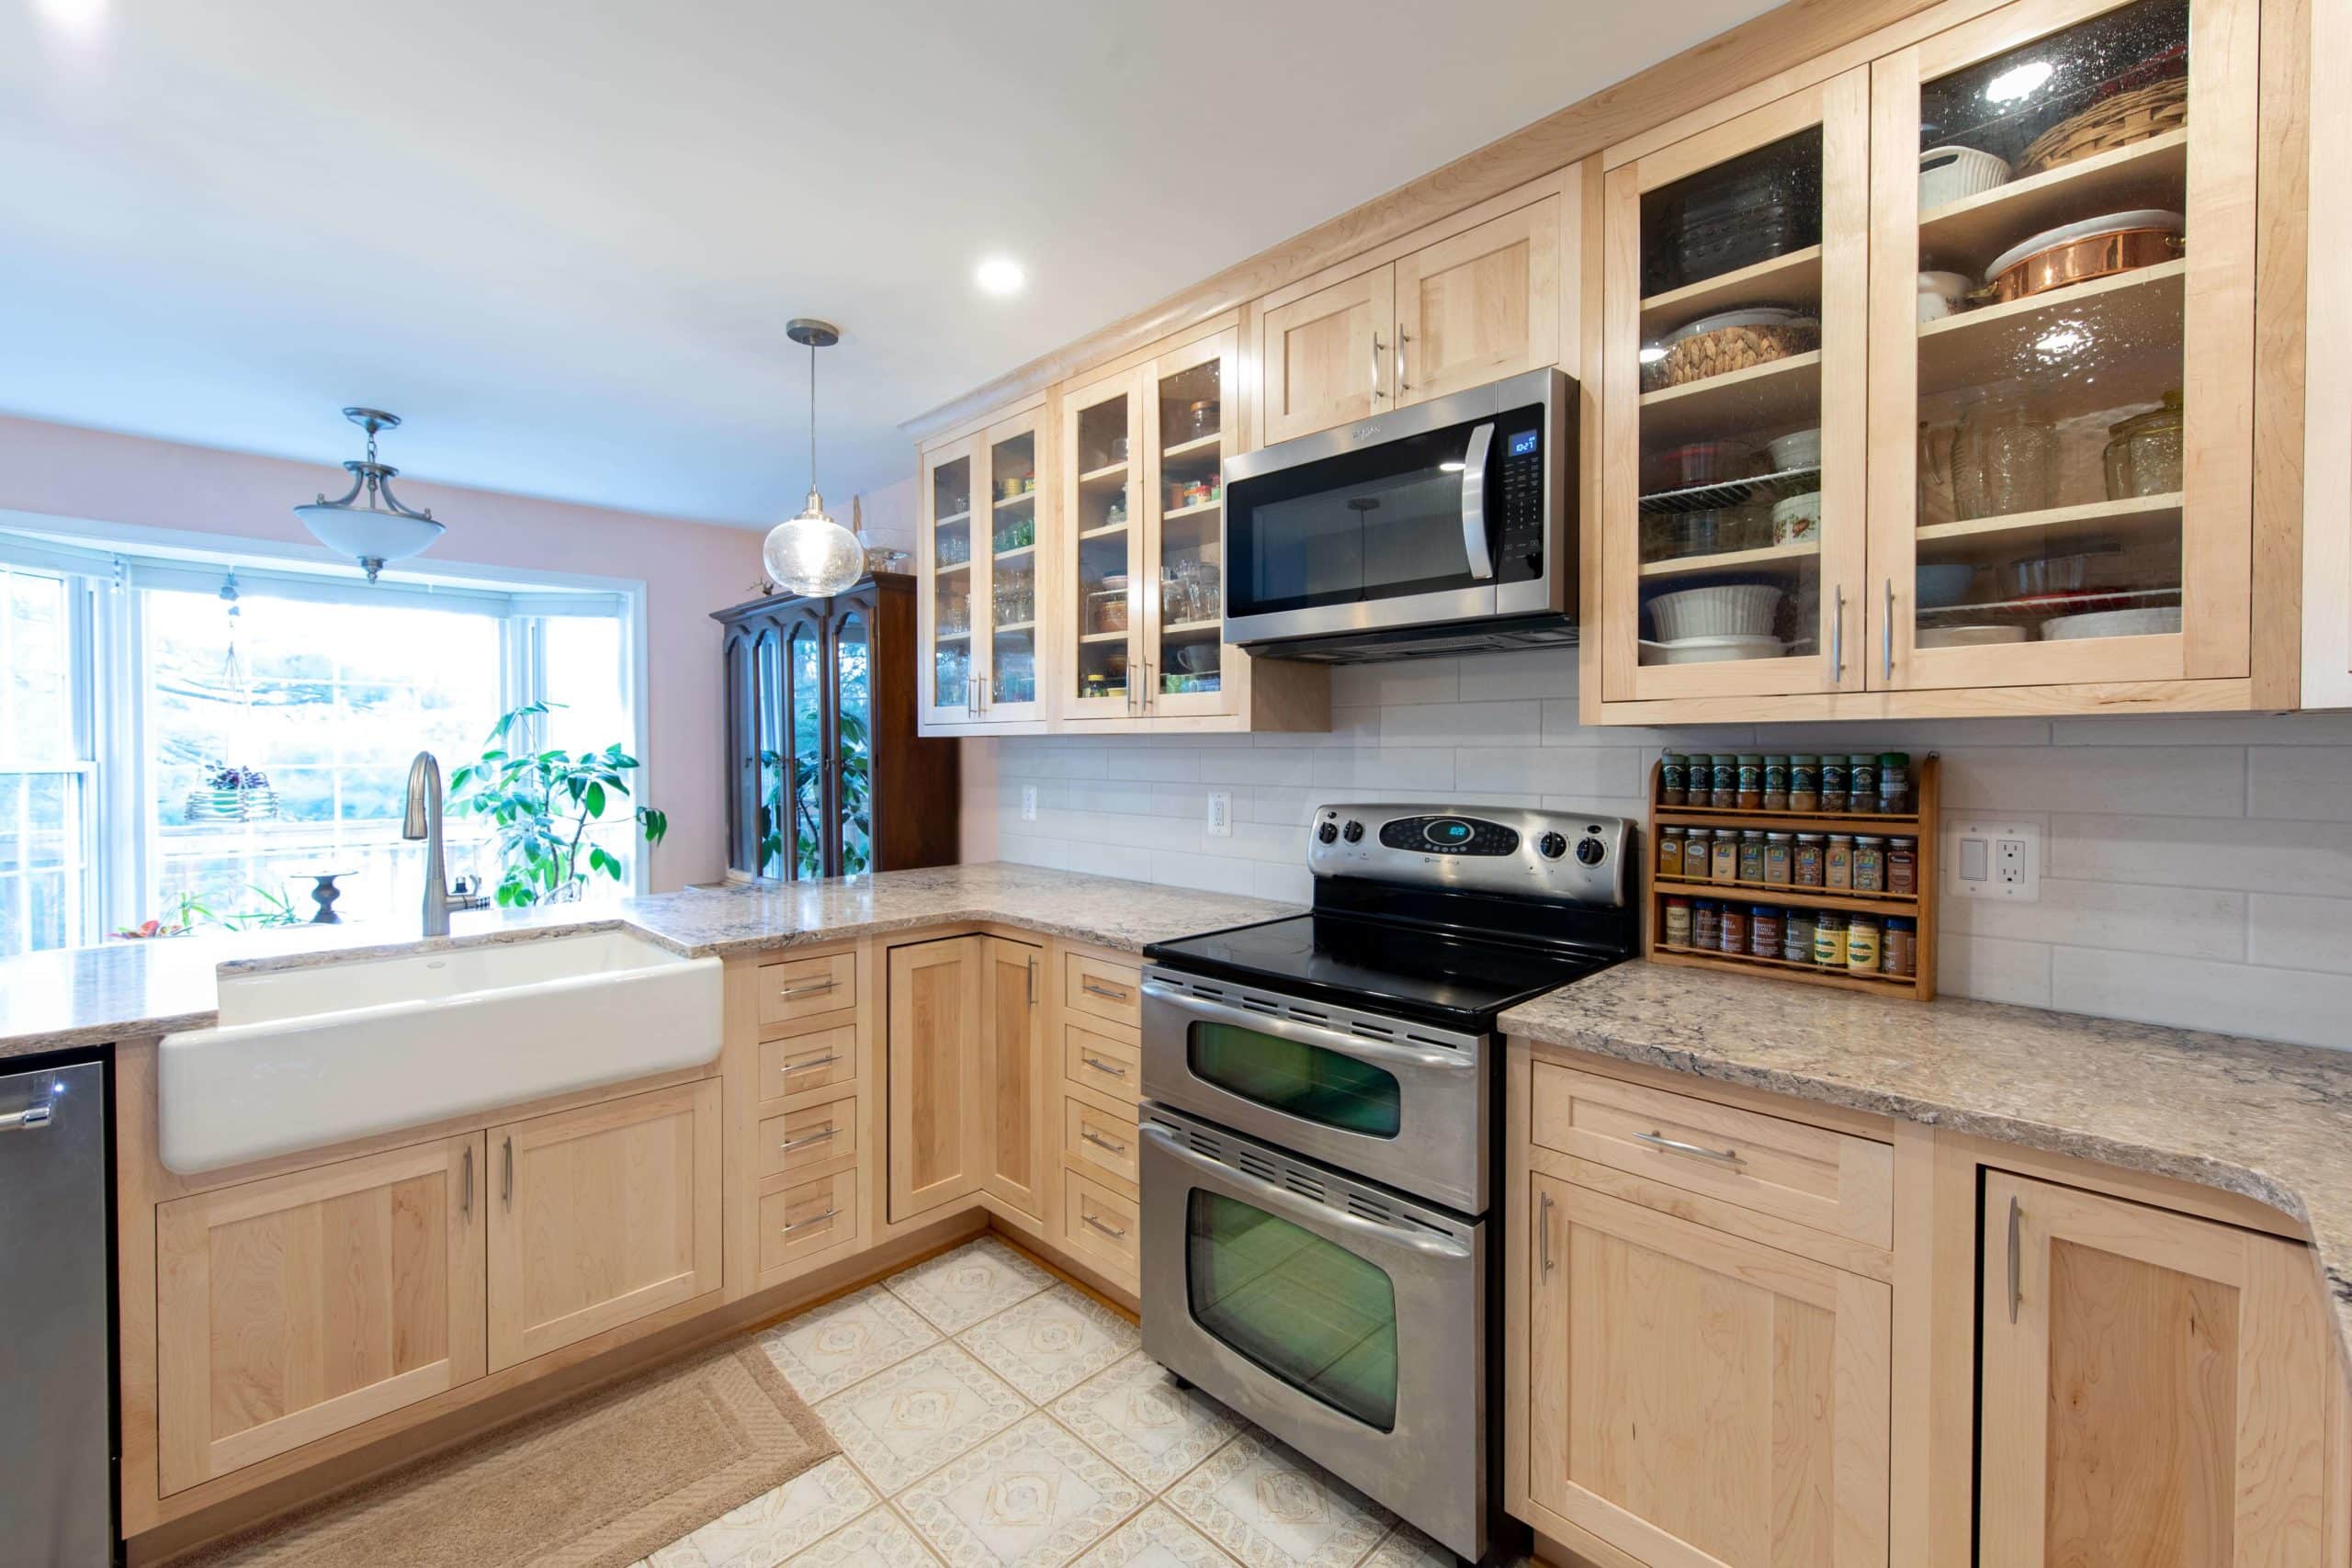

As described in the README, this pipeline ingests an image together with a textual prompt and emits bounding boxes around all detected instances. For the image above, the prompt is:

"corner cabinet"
[716,574,958,880]
[883,931,1045,1224]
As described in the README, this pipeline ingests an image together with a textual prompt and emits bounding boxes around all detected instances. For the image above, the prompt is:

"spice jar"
[1783,909,1815,964]
[1737,830,1767,884]
[1710,754,1739,808]
[1720,904,1747,954]
[1710,829,1739,883]
[1848,753,1880,813]
[1882,916,1917,978]
[1819,755,1849,814]
[1846,914,1882,975]
[1749,905,1783,959]
[1764,832,1794,885]
[1663,897,1692,948]
[1659,751,1689,807]
[1794,833,1826,887]
[1736,754,1765,810]
[1790,755,1820,813]
[1826,834,1855,890]
[1762,756,1791,812]
[1852,835,1886,894]
[1888,838,1917,897]
[1692,899,1721,950]
[1657,829,1684,882]
[1813,910,1848,967]
[1878,752,1912,816]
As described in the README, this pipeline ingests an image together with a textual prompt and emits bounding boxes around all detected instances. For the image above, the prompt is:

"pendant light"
[293,408,447,582]
[761,318,865,597]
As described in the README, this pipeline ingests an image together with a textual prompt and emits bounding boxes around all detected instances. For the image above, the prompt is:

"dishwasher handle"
[0,1103,53,1132]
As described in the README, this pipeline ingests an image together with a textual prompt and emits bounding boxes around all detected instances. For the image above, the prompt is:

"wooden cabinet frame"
[2302,0,2349,707]
[916,396,1056,734]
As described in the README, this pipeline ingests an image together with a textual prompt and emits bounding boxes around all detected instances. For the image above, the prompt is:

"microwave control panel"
[1496,419,1545,582]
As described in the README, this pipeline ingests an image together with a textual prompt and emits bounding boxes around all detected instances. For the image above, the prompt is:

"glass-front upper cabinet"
[917,401,1052,728]
[1867,0,2256,691]
[979,412,1046,721]
[920,440,977,727]
[1143,331,1235,718]
[1060,369,1142,720]
[1599,70,1871,703]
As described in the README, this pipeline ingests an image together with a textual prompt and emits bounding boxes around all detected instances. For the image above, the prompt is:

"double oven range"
[1138,803,1637,1563]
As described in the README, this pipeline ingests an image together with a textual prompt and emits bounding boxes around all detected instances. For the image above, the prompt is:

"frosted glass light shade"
[762,491,864,596]
[294,504,445,570]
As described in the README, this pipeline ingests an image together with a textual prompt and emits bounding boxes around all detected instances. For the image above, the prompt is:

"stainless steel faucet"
[402,750,491,938]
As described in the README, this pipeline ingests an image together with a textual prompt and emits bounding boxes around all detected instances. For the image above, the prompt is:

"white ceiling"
[2,0,1777,528]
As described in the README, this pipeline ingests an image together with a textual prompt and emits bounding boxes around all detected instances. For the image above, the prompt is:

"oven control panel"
[1307,803,1630,905]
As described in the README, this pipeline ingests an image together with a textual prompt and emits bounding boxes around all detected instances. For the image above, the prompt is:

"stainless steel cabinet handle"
[1370,333,1386,400]
[1081,980,1130,1001]
[782,1207,840,1235]
[503,1136,514,1206]
[1027,955,1038,1007]
[1081,1129,1129,1156]
[1081,1053,1129,1078]
[1538,1189,1555,1275]
[0,1104,52,1132]
[1633,1128,1743,1167]
[781,1053,843,1076]
[1830,583,1846,681]
[1397,326,1411,393]
[462,1145,474,1217]
[2007,1194,2022,1325]
[1082,1213,1129,1241]
[1883,578,1896,682]
[775,978,838,998]
[778,1125,841,1153]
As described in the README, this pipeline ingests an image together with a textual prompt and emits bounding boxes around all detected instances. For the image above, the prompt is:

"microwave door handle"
[1459,422,1495,581]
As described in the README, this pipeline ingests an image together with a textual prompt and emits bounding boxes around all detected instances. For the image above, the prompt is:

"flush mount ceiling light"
[292,408,446,583]
[975,256,1026,297]
[761,318,865,598]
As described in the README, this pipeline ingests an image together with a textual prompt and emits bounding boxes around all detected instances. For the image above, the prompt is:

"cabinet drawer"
[1060,1168,1139,1286]
[1064,953,1141,1030]
[759,1168,858,1273]
[1062,1022,1139,1102]
[759,1023,856,1103]
[758,952,858,1027]
[1062,1094,1138,1187]
[1530,1062,1893,1249]
[758,1090,860,1180]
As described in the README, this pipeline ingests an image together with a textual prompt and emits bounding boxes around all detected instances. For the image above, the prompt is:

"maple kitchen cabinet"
[918,398,1052,734]
[884,931,1046,1224]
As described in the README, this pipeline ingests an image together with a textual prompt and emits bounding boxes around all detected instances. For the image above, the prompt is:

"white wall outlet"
[1020,785,1038,822]
[1947,819,2040,901]
[1205,790,1233,838]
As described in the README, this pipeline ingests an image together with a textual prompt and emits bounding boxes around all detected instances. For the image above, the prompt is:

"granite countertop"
[1500,960,2352,1336]
[0,863,1295,1060]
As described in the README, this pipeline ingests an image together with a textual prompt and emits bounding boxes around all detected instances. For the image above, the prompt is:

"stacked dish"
[1645,583,1784,663]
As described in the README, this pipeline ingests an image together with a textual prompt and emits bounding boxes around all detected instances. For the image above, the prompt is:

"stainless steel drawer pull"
[1538,1189,1555,1275]
[775,978,839,998]
[782,1207,841,1234]
[1633,1129,1743,1167]
[461,1145,474,1217]
[503,1135,514,1206]
[1080,1053,1129,1078]
[2007,1195,2022,1324]
[1081,981,1130,1001]
[781,1053,844,1075]
[1081,1213,1129,1241]
[0,1104,53,1132]
[778,1126,841,1153]
[1080,1129,1128,1156]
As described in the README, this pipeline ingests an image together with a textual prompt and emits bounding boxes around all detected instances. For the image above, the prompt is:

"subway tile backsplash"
[974,647,2352,1052]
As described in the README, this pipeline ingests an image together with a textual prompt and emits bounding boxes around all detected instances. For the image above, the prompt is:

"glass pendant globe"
[762,491,865,596]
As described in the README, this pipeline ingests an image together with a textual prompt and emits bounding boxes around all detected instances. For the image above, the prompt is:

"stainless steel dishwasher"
[1,1051,116,1565]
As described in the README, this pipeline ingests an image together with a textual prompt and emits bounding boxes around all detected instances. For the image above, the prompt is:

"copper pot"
[1977,226,2185,305]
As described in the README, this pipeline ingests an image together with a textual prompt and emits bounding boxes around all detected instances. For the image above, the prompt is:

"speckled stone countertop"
[1500,961,2352,1337]
[0,863,1295,1059]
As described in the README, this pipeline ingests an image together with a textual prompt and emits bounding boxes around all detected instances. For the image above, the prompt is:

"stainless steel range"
[1138,803,1638,1564]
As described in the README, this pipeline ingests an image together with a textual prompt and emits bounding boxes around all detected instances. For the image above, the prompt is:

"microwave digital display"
[1508,430,1539,457]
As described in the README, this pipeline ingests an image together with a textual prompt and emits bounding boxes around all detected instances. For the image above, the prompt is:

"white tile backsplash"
[973,647,2352,1052]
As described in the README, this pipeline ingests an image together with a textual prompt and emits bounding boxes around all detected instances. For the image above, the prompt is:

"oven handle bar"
[1140,1122,1472,1262]
[1142,981,1476,1074]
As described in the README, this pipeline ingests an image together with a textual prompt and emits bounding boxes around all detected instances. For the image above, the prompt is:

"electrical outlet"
[1947,819,2040,901]
[1020,785,1037,822]
[1205,790,1232,838]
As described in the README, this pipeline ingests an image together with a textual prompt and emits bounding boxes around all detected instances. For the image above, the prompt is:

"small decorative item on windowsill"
[184,762,281,824]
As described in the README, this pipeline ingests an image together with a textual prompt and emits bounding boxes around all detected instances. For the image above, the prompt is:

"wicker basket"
[2015,77,2188,179]
[1643,321,1820,392]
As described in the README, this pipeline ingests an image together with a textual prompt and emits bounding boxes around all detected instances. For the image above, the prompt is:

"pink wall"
[0,413,765,891]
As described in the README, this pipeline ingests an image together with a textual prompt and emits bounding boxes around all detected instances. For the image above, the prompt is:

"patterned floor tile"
[816,1342,1029,1494]
[779,1505,946,1565]
[667,1456,877,1568]
[761,1283,943,1401]
[1048,1353,1244,1491]
[1073,1503,1243,1566]
[895,1412,1149,1568]
[1360,1524,1453,1566]
[958,1284,1142,1402]
[1164,1432,1394,1568]
[888,1237,1056,1334]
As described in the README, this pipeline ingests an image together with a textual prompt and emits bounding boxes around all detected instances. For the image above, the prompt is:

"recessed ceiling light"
[1985,60,2054,103]
[975,256,1025,297]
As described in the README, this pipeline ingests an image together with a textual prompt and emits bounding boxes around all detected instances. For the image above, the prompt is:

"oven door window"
[1187,1190,1399,1430]
[1188,1021,1401,1137]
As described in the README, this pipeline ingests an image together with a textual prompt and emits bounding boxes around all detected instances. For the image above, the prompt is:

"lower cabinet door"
[981,936,1046,1219]
[1979,1172,2342,1566]
[155,1134,487,1494]
[887,935,985,1222]
[1526,1174,1891,1565]
[487,1079,722,1371]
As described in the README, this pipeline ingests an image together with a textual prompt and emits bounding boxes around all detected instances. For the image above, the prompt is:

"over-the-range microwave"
[1222,366,1576,661]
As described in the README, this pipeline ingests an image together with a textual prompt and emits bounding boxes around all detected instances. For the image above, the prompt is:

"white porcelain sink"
[157,930,721,1173]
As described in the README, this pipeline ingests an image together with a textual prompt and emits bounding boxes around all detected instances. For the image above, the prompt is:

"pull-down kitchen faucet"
[402,750,491,938]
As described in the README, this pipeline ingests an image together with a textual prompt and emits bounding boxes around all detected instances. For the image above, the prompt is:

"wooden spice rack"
[1644,753,1939,1000]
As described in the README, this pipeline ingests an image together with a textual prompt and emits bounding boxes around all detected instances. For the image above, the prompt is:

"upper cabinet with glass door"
[916,400,1053,732]
[1143,333,1234,717]
[1868,0,2256,694]
[1061,370,1142,721]
[1599,72,1872,704]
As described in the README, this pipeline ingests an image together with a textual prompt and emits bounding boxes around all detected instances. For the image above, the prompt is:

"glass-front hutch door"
[828,600,873,876]
[1142,330,1237,718]
[1060,368,1143,721]
[1598,71,1871,704]
[1867,0,2255,691]
[920,438,978,727]
[975,407,1048,724]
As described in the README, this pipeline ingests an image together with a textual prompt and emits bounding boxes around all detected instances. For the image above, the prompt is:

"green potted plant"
[448,701,667,907]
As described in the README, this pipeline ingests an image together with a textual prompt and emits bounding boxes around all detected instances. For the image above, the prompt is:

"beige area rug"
[178,1337,839,1568]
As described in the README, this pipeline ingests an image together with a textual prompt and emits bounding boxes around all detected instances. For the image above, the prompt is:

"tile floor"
[634,1235,1456,1568]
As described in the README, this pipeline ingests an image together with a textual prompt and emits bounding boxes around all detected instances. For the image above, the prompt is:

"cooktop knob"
[1537,831,1568,860]
[1342,819,1364,843]
[1576,835,1607,866]
[1317,821,1340,844]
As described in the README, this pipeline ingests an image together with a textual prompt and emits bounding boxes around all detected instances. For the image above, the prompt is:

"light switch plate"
[1205,791,1232,838]
[1020,785,1037,822]
[1946,818,2040,901]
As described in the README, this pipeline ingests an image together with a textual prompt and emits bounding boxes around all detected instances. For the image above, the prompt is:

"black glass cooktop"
[1144,912,1619,1032]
